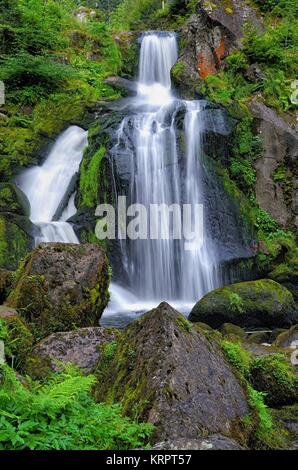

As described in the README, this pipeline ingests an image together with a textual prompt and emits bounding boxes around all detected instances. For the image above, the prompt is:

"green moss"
[0,127,39,181]
[221,339,286,449]
[0,215,30,270]
[175,315,193,332]
[33,93,85,137]
[0,315,33,371]
[221,339,252,378]
[79,145,106,208]
[250,354,298,406]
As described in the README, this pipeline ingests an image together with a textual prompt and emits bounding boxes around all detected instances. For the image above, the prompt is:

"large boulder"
[189,279,298,329]
[6,243,110,339]
[27,327,117,375]
[95,302,250,444]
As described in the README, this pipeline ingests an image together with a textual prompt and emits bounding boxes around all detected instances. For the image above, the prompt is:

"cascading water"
[16,126,88,244]
[105,32,221,320]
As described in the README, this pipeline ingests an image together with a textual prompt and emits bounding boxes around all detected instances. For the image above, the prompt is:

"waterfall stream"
[16,126,88,244]
[15,32,223,327]
[104,32,221,323]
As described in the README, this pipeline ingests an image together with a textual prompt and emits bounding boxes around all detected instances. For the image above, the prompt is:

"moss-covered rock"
[0,183,30,216]
[95,302,251,444]
[269,247,298,301]
[220,323,246,339]
[0,306,33,370]
[0,269,13,303]
[6,243,110,340]
[0,213,35,270]
[189,279,298,329]
[250,354,298,407]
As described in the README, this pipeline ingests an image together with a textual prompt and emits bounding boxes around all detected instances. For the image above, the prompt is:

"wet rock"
[189,279,298,329]
[104,76,137,95]
[152,434,245,450]
[95,302,250,444]
[247,331,271,345]
[6,243,110,339]
[250,98,298,229]
[273,325,298,350]
[27,327,117,374]
[220,323,246,339]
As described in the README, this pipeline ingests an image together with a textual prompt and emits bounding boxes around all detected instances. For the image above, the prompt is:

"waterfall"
[106,32,221,318]
[16,126,88,244]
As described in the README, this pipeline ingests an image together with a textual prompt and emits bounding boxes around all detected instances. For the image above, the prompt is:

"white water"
[104,32,220,321]
[17,126,88,244]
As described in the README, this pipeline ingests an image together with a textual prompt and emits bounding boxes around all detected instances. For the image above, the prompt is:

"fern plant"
[0,364,153,450]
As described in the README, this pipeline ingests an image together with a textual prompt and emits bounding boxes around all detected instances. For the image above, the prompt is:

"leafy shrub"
[0,364,153,450]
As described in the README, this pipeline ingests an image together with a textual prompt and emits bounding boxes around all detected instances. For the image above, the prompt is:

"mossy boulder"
[220,323,246,339]
[269,247,298,301]
[95,302,250,444]
[250,354,298,407]
[0,306,33,370]
[0,213,35,270]
[6,243,110,340]
[189,280,298,329]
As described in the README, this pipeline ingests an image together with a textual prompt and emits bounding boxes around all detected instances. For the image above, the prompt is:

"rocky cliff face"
[173,0,263,92]
[250,98,298,229]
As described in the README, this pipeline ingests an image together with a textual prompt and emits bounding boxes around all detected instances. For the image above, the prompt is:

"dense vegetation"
[0,364,152,450]
[0,0,121,180]
[0,0,297,452]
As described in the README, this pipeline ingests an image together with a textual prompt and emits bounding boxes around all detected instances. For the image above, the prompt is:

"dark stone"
[152,434,245,450]
[95,302,250,444]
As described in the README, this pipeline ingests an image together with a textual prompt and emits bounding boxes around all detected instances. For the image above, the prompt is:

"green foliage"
[221,339,286,449]
[0,316,33,370]
[79,145,106,208]
[221,340,251,378]
[0,364,153,450]
[175,315,193,332]
[228,292,245,314]
[109,0,161,30]
[252,354,298,391]
[246,384,283,449]
[0,0,121,181]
